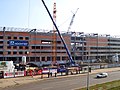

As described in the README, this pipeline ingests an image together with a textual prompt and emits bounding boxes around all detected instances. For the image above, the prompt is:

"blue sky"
[0,0,120,35]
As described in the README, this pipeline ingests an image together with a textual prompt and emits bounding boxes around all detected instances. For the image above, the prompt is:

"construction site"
[0,0,120,79]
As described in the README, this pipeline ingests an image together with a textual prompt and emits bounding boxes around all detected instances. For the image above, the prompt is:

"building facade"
[71,32,120,63]
[0,27,120,65]
[0,27,71,65]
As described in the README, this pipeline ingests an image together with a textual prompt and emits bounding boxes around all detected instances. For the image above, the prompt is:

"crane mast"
[67,8,79,32]
[52,1,57,65]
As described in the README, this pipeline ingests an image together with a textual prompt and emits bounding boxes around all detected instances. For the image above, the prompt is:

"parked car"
[57,65,68,73]
[96,72,108,78]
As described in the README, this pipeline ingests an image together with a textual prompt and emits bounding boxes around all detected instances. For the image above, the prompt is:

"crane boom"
[41,0,75,65]
[67,8,79,32]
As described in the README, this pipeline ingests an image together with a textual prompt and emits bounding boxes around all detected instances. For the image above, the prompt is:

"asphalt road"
[1,71,120,90]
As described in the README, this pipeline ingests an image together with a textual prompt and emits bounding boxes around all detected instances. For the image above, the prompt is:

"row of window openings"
[0,37,62,44]
[26,57,68,61]
[108,39,120,42]
[73,51,118,55]
[0,46,65,49]
[91,47,120,50]
[1,36,120,43]
[0,36,29,40]
[1,45,120,50]
[40,57,67,61]
[72,37,120,42]
[0,51,29,54]
[72,50,120,55]
[90,52,120,54]
[0,46,29,49]
[0,51,67,54]
[72,47,120,50]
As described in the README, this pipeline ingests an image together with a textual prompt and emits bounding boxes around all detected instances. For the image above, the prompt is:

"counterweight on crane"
[67,8,79,32]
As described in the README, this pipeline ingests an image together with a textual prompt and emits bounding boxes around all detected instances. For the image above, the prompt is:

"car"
[96,72,108,78]
[57,65,67,73]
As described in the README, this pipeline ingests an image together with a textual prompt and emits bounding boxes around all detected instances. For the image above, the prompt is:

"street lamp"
[73,32,76,61]
[79,32,84,62]
[85,34,91,90]
[3,27,5,61]
[106,34,110,63]
[86,46,90,90]
[93,33,98,60]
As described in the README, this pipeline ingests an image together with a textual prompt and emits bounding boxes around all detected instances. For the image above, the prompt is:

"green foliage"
[77,80,120,90]
[108,86,120,90]
[0,62,7,67]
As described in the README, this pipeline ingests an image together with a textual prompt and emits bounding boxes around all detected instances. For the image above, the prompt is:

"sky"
[0,0,120,36]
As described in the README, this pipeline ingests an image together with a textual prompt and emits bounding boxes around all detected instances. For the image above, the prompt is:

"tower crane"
[52,1,57,65]
[67,8,79,33]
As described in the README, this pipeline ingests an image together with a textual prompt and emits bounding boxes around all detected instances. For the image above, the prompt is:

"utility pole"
[86,36,90,90]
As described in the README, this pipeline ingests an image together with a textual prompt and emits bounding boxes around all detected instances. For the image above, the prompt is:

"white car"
[96,72,108,78]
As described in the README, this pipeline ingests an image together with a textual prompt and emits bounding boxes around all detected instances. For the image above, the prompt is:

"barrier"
[15,71,24,77]
[4,71,14,78]
[42,69,49,74]
[3,71,25,78]
[50,68,57,74]
[26,69,42,76]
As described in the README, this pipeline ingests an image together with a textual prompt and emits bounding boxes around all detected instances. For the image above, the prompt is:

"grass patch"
[76,80,120,90]
[107,86,120,90]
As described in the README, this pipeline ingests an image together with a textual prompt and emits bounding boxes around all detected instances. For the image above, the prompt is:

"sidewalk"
[0,67,120,89]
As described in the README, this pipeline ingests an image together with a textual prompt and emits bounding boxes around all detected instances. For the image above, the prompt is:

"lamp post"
[87,59,90,90]
[84,34,90,90]
[93,33,98,60]
[3,27,5,61]
[86,35,91,90]
[73,32,76,61]
[71,32,77,62]
[106,34,110,63]
[79,32,84,62]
